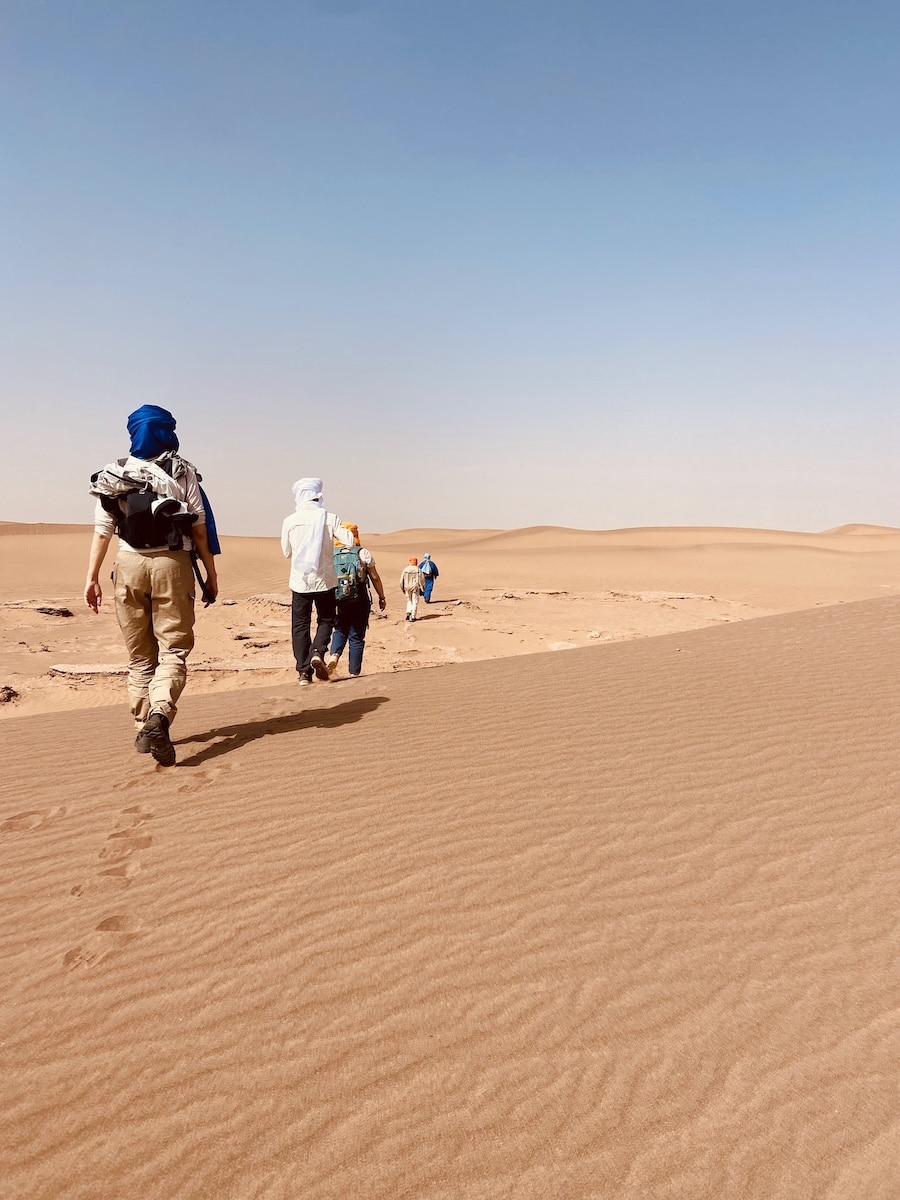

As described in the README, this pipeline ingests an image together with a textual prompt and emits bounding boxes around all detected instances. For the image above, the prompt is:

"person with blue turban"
[85,406,219,766]
[126,404,180,458]
[419,552,439,602]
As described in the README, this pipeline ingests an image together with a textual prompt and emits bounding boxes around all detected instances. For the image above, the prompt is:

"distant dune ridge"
[5,520,900,719]
[2,522,900,1197]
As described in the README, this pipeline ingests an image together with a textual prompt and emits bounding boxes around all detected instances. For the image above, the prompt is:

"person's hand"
[85,580,102,613]
[203,574,219,607]
[378,595,387,611]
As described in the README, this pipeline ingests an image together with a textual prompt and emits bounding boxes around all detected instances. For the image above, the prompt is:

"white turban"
[289,477,327,580]
[292,477,324,508]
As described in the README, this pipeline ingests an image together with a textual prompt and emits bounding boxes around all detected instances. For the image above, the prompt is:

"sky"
[2,0,899,534]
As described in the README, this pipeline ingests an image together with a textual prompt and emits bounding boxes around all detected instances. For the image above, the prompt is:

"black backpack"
[91,456,197,550]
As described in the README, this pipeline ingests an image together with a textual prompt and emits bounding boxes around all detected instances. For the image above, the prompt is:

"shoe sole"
[143,722,176,766]
[148,738,176,766]
[310,655,330,681]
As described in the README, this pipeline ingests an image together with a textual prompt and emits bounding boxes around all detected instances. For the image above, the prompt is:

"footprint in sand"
[100,829,153,855]
[120,761,176,783]
[98,859,142,885]
[97,813,152,862]
[63,914,143,969]
[1,806,67,833]
[71,857,142,895]
[72,807,154,895]
[109,808,153,832]
[69,802,157,936]
[95,914,141,932]
[106,805,153,835]
[174,761,233,792]
[122,804,154,818]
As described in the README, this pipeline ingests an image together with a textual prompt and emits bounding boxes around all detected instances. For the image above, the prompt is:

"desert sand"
[5,521,900,719]
[3,522,900,1198]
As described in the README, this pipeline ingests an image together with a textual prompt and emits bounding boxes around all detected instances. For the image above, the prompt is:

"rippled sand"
[3,593,900,1198]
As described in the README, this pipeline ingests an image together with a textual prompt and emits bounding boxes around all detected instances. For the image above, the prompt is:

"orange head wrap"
[334,521,362,548]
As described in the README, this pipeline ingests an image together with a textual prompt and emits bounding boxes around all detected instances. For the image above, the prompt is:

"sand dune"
[3,595,900,1198]
[0,522,93,536]
[822,522,900,536]
[5,522,900,719]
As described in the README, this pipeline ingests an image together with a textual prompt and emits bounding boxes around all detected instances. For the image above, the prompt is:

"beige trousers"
[113,551,195,726]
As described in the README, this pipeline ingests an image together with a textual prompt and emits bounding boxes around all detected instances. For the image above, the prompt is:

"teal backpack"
[334,547,363,602]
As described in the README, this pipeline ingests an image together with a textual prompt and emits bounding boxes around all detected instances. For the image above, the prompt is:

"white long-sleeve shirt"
[281,509,353,593]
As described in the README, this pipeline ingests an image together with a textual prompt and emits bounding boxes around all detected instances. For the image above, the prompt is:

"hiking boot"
[325,654,338,677]
[141,711,176,767]
[134,727,152,754]
[310,653,330,681]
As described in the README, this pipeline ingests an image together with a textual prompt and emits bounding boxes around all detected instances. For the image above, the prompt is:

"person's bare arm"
[84,531,112,612]
[192,524,219,601]
[368,563,387,610]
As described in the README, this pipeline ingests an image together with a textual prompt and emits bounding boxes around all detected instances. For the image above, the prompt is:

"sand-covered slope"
[3,597,900,1198]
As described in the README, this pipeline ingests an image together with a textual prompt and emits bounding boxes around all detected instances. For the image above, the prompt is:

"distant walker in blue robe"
[419,553,439,602]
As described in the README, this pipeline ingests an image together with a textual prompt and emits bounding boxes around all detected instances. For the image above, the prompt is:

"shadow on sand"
[175,696,389,767]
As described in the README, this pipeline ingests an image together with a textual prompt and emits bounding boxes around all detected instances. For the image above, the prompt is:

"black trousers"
[291,589,337,677]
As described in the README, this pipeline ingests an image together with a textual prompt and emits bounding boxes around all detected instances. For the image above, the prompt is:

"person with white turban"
[281,478,353,685]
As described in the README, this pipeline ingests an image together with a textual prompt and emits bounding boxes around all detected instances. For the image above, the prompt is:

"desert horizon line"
[4,518,900,539]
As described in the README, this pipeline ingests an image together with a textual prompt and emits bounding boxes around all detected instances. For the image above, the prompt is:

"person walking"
[400,557,427,622]
[84,405,219,766]
[281,478,353,686]
[325,523,387,679]
[419,552,439,602]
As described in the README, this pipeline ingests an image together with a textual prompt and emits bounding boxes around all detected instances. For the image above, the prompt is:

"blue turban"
[127,405,179,459]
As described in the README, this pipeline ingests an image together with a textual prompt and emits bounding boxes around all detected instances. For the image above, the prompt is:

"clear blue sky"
[2,0,899,533]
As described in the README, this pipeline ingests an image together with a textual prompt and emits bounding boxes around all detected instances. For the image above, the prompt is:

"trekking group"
[85,407,440,766]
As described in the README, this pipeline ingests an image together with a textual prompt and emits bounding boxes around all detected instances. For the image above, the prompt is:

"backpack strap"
[96,492,128,538]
